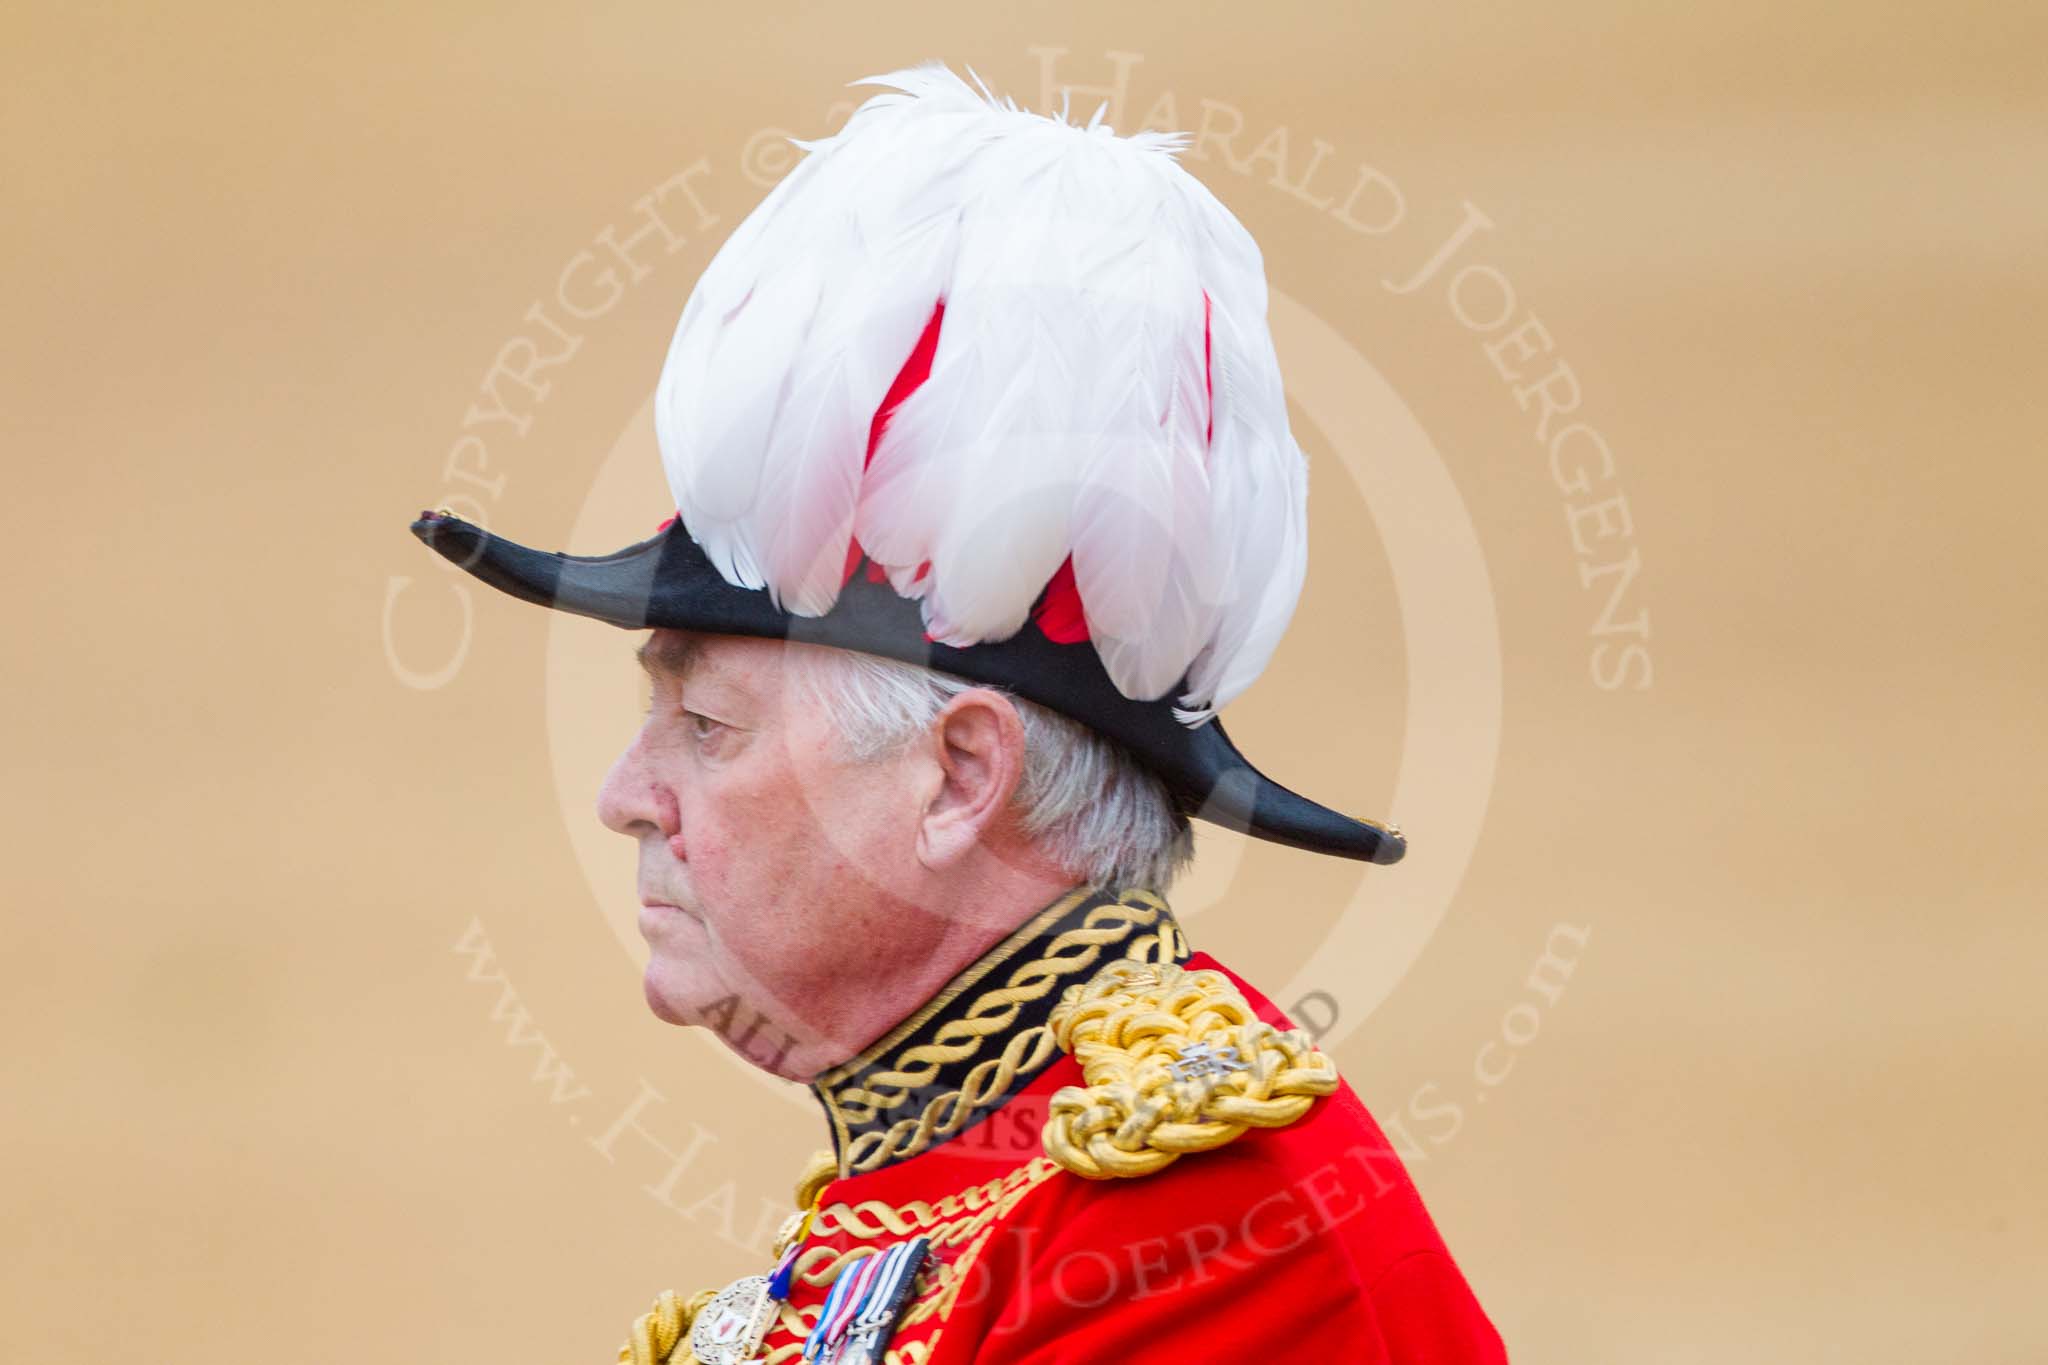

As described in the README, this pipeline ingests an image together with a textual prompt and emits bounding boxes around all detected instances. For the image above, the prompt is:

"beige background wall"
[5,3,2044,1361]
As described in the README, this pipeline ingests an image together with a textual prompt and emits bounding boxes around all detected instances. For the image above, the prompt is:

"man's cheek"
[678,800,746,869]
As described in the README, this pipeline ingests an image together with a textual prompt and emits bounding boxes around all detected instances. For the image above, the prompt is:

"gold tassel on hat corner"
[1040,958,1339,1180]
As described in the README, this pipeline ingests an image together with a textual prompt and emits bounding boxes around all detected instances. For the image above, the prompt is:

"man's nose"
[595,729,675,838]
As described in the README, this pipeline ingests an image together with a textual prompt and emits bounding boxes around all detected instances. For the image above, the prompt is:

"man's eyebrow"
[635,634,701,681]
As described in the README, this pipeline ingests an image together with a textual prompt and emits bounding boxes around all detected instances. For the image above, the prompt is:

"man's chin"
[641,968,698,1026]
[638,971,827,1079]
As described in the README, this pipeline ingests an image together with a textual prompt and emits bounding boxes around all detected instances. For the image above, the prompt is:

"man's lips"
[637,900,696,939]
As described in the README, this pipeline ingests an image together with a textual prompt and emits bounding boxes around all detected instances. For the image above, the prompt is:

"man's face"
[595,630,933,1079]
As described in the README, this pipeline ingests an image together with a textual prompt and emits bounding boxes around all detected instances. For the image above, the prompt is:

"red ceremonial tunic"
[735,889,1505,1364]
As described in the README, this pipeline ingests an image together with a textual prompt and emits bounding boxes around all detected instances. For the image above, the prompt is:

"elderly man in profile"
[608,631,1192,1082]
[413,63,1505,1365]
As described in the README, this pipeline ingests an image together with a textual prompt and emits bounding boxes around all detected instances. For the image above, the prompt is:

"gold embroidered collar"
[808,886,1190,1176]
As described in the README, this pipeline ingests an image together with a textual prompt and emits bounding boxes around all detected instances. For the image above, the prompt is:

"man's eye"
[683,710,724,740]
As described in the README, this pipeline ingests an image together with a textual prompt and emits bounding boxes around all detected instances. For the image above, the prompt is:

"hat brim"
[411,512,1405,866]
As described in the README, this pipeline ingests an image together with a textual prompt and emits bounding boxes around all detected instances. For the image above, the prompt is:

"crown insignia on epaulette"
[1040,959,1339,1179]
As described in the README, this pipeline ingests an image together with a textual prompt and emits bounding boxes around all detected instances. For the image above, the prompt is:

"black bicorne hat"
[410,510,1402,864]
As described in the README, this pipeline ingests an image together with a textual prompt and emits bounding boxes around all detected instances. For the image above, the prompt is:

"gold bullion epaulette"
[1040,958,1339,1179]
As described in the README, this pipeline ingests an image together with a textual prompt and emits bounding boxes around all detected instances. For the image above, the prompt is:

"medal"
[692,1237,804,1365]
[689,1273,777,1365]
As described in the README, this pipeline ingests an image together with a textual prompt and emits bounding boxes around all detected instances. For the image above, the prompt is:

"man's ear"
[917,689,1027,870]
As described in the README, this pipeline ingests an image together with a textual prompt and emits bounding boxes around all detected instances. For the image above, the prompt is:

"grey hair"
[796,648,1194,891]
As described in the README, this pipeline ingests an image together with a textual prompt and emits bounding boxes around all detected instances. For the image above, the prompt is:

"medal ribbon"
[801,1267,860,1361]
[766,1241,802,1302]
[849,1239,918,1338]
[822,1252,886,1344]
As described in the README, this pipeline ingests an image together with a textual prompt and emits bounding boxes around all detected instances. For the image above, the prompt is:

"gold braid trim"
[811,1157,1059,1243]
[888,1336,939,1364]
[1041,960,1339,1180]
[615,1153,1062,1363]
[884,1159,1061,1334]
[840,1030,1054,1173]
[835,895,1173,1119]
[795,1156,1061,1346]
[825,891,1187,1174]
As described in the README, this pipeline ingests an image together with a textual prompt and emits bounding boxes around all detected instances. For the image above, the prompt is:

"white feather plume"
[654,61,1310,718]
